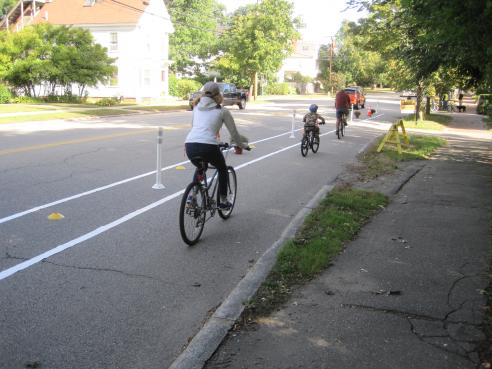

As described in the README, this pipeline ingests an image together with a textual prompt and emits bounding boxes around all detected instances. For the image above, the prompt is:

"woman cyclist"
[185,81,249,210]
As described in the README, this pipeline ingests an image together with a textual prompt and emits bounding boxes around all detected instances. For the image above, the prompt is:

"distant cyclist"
[335,89,351,136]
[303,104,325,138]
[185,81,249,210]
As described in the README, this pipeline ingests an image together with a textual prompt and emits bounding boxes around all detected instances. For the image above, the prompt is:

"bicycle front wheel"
[179,182,206,245]
[218,166,237,220]
[301,135,309,157]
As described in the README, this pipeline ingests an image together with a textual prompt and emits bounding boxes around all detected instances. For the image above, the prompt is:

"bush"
[264,82,295,95]
[0,84,13,103]
[175,79,201,100]
[477,94,492,115]
[95,97,121,106]
[168,74,178,97]
[11,96,41,104]
[43,93,84,104]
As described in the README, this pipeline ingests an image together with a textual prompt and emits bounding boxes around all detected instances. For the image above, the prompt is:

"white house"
[277,40,320,82]
[1,0,174,103]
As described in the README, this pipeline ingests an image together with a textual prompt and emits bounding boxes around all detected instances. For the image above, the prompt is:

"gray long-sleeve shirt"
[185,97,248,148]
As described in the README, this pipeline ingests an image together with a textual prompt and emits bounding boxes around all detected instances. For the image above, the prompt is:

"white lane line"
[0,129,335,282]
[0,129,306,225]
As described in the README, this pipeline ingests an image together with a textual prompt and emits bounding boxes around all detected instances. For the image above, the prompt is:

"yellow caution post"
[377,119,410,154]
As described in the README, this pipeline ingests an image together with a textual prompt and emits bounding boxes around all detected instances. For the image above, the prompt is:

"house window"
[110,67,118,86]
[109,32,118,51]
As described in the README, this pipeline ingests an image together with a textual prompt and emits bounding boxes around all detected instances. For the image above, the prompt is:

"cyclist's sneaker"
[344,121,348,126]
[218,201,232,210]
[335,129,339,136]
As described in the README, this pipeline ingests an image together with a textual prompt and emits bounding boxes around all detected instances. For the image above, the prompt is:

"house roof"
[32,0,150,26]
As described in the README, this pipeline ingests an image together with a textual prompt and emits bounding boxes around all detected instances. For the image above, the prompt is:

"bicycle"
[301,125,320,157]
[336,112,347,139]
[179,143,237,246]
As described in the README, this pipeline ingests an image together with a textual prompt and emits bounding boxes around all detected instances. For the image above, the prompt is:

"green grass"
[124,105,188,112]
[403,113,452,130]
[0,108,134,123]
[0,104,65,113]
[243,188,388,318]
[355,135,447,181]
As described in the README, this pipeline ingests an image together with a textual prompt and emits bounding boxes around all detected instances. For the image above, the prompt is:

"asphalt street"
[0,94,400,369]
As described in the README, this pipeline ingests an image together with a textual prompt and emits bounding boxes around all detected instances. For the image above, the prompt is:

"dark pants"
[185,142,228,197]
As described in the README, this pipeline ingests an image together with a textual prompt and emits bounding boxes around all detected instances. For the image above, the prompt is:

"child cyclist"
[303,104,325,138]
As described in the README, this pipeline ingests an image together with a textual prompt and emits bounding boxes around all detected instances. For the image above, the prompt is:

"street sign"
[400,99,416,114]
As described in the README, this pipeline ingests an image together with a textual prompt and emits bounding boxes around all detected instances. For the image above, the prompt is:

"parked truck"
[189,82,248,110]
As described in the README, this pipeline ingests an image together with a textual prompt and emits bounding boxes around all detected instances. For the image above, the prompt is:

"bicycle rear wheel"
[179,182,206,245]
[301,135,309,156]
[218,166,237,219]
[340,118,345,137]
[311,133,319,153]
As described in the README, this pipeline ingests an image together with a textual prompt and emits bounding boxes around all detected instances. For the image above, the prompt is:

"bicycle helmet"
[309,104,318,113]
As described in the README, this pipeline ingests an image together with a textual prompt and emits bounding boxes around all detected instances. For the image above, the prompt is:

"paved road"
[0,94,399,369]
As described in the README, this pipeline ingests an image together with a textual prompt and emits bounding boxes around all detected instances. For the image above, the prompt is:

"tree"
[348,0,492,91]
[0,24,115,97]
[167,0,226,75]
[0,0,15,18]
[215,0,300,99]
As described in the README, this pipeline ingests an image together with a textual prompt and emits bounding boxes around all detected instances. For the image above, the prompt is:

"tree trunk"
[415,81,423,122]
[253,71,258,101]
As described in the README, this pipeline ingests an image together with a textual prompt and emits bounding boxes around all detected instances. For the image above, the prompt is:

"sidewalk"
[202,118,492,368]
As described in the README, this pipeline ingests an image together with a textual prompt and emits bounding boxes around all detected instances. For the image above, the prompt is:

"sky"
[223,0,367,44]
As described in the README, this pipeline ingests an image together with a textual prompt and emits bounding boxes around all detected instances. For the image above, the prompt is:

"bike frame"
[192,145,231,220]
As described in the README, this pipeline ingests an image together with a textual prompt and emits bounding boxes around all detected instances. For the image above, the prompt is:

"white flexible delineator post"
[290,109,296,138]
[152,127,165,189]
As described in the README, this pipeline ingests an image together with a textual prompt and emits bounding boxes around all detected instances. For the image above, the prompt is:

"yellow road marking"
[0,128,156,157]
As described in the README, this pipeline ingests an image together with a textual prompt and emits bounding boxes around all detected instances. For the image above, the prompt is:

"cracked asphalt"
[205,132,492,368]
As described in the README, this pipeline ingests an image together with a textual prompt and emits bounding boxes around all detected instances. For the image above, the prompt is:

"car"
[344,86,366,109]
[189,82,248,110]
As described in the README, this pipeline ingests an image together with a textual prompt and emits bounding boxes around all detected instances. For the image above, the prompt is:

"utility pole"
[329,37,334,95]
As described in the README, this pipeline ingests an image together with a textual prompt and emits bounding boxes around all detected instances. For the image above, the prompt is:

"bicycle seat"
[190,156,210,171]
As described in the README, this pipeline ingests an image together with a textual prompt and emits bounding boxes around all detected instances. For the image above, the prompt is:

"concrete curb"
[167,183,335,369]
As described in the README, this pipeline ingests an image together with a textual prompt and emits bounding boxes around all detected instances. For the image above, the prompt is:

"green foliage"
[0,0,15,17]
[0,24,115,97]
[167,0,225,74]
[477,94,492,115]
[11,96,40,104]
[0,83,12,103]
[43,93,84,104]
[216,0,300,88]
[349,0,492,91]
[168,74,178,97]
[264,82,294,95]
[175,79,201,99]
[95,97,121,107]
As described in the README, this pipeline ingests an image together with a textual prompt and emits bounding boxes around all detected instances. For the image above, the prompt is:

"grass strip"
[0,109,136,124]
[243,188,388,319]
[124,105,188,112]
[354,135,447,181]
[403,113,451,130]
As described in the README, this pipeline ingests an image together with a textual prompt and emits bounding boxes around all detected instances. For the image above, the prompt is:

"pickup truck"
[344,86,366,109]
[189,82,248,110]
